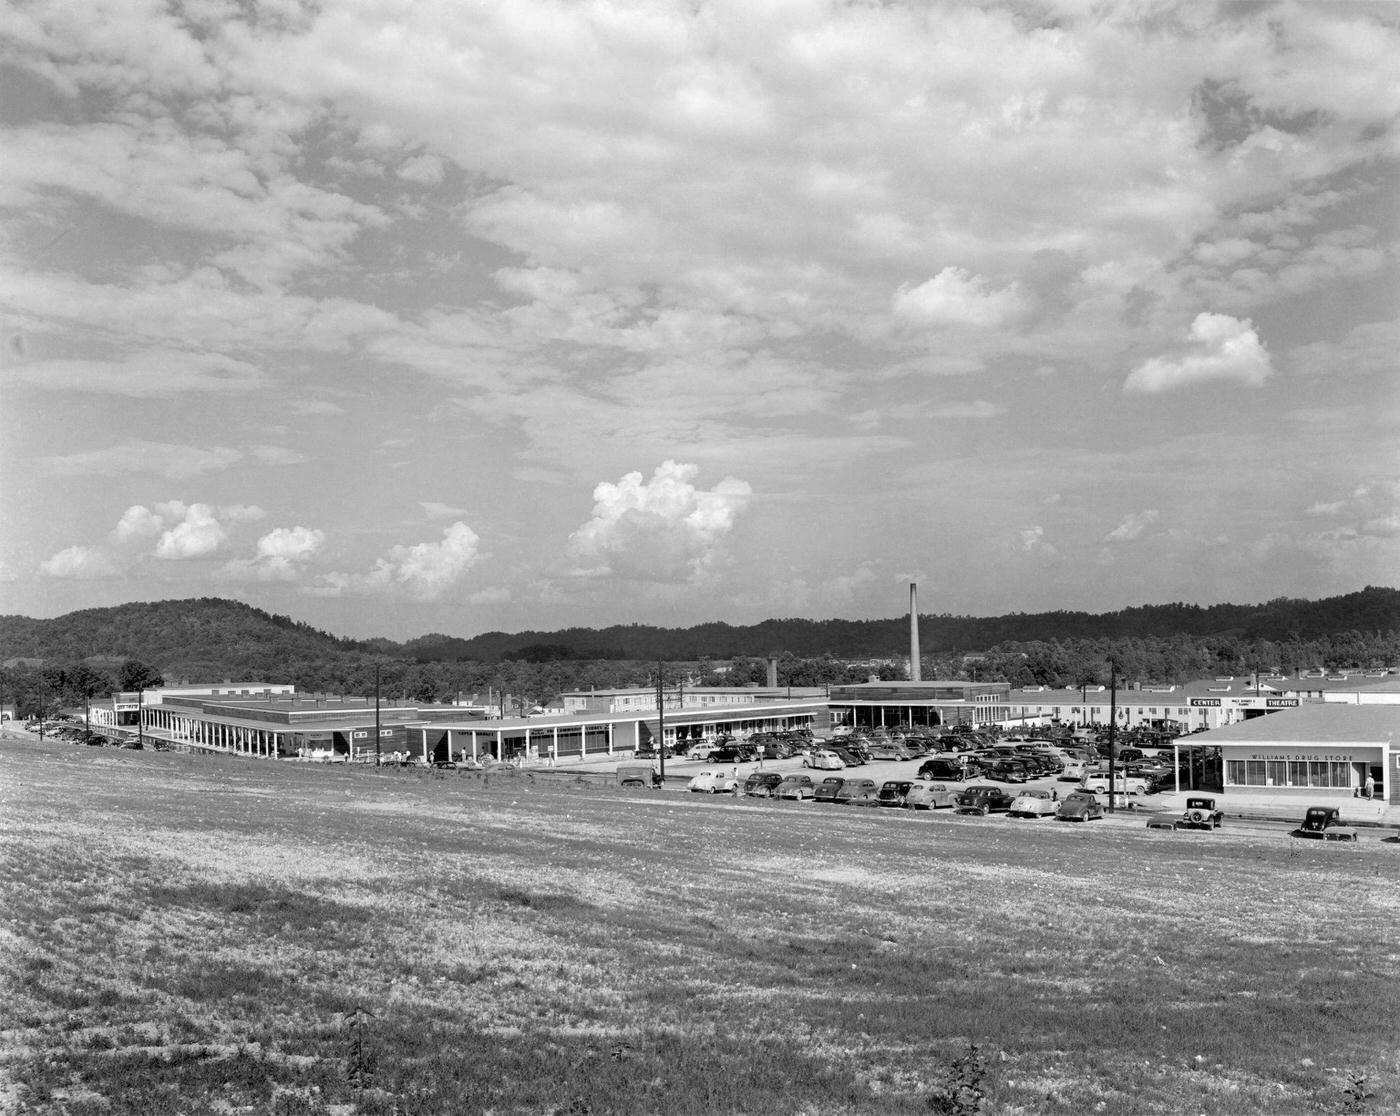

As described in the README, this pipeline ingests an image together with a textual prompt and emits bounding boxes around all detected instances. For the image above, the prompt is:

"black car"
[826,744,865,767]
[813,777,847,803]
[985,760,1031,784]
[918,757,970,781]
[709,743,758,764]
[954,784,1016,815]
[743,771,785,798]
[876,780,915,807]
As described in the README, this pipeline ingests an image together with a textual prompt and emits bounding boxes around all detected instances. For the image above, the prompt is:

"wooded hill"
[2,588,1398,672]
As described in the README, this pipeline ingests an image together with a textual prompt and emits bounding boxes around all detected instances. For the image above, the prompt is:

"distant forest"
[2,588,1398,719]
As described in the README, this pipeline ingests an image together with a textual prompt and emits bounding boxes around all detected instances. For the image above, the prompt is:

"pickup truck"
[1081,773,1148,796]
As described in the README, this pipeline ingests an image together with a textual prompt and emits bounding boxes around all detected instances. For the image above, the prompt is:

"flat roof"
[1195,704,1400,745]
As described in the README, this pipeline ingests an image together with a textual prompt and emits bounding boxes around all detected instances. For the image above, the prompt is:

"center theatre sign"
[1189,697,1299,708]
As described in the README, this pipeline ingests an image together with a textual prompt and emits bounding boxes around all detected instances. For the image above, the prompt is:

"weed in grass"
[926,1041,989,1115]
[345,1006,377,1092]
[1342,1071,1374,1113]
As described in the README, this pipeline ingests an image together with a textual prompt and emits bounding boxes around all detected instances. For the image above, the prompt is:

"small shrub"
[1342,1071,1373,1113]
[927,1041,988,1115]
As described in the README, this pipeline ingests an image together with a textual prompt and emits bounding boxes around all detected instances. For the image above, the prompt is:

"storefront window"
[1227,759,1352,788]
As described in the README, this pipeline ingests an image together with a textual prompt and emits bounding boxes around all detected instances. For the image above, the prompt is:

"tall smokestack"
[766,656,778,689]
[909,583,921,682]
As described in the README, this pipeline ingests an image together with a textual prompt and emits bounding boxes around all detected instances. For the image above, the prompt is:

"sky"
[1,0,1397,642]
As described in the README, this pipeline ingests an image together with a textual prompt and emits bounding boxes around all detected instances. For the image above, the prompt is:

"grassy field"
[2,736,1397,1115]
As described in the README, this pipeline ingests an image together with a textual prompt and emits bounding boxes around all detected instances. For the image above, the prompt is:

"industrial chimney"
[766,656,779,689]
[909,583,922,682]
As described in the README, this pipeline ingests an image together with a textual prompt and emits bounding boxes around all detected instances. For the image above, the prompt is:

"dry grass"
[1,735,1398,1115]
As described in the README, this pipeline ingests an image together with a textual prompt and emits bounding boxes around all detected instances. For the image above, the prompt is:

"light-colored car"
[686,743,718,761]
[1008,789,1059,818]
[1057,761,1089,782]
[1081,773,1147,796]
[688,768,735,793]
[834,778,879,805]
[803,749,846,771]
[903,782,958,810]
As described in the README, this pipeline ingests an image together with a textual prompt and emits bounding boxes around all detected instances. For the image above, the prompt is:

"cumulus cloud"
[1305,481,1400,539]
[1019,526,1056,555]
[893,268,1024,328]
[110,501,266,560]
[568,461,752,582]
[318,522,481,600]
[1124,313,1274,394]
[1104,509,1160,543]
[219,525,327,582]
[38,545,120,580]
[398,153,446,185]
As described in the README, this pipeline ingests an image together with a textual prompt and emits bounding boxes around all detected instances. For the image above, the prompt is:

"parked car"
[1290,806,1360,841]
[743,771,785,798]
[616,762,661,788]
[918,757,971,781]
[826,745,865,767]
[711,769,742,795]
[1056,791,1104,822]
[775,774,815,801]
[834,778,880,805]
[1175,795,1223,830]
[686,743,718,761]
[985,760,1031,784]
[803,749,846,771]
[1008,789,1059,818]
[875,780,915,807]
[868,741,913,761]
[709,743,757,764]
[904,782,958,810]
[954,785,1016,815]
[687,769,725,793]
[813,776,847,803]
[1081,773,1148,796]
[1058,761,1089,782]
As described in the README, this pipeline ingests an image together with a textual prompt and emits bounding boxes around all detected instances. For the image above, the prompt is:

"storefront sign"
[1265,698,1300,708]
[1248,752,1354,762]
[1190,698,1221,707]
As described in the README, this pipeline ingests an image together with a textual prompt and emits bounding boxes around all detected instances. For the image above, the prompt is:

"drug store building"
[1202,703,1398,805]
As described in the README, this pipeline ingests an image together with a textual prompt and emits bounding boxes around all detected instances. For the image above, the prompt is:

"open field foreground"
[2,739,1398,1116]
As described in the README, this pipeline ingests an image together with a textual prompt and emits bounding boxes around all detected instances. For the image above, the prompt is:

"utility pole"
[655,660,666,784]
[374,663,382,767]
[1106,661,1118,814]
[137,689,144,750]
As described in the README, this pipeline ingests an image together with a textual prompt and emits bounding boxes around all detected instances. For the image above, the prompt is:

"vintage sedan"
[953,784,1016,815]
[1081,773,1148,796]
[834,778,880,805]
[1056,791,1105,822]
[903,782,958,810]
[1175,796,1224,830]
[918,757,970,781]
[1008,789,1059,818]
[868,741,913,761]
[813,776,847,803]
[985,760,1032,784]
[775,774,815,801]
[710,769,742,795]
[1291,806,1360,841]
[827,744,867,767]
[687,768,723,793]
[875,780,915,807]
[1057,760,1089,782]
[803,749,847,771]
[743,771,786,798]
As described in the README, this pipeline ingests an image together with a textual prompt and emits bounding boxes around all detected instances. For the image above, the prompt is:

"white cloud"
[1123,313,1274,394]
[1019,525,1056,555]
[893,268,1024,328]
[9,350,268,397]
[112,505,166,542]
[398,153,446,185]
[568,460,752,583]
[220,525,326,582]
[38,545,120,580]
[420,501,467,519]
[38,440,243,480]
[154,504,232,559]
[1104,509,1160,543]
[317,522,481,600]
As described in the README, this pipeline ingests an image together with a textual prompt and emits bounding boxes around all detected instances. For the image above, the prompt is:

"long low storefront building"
[1197,704,1397,804]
